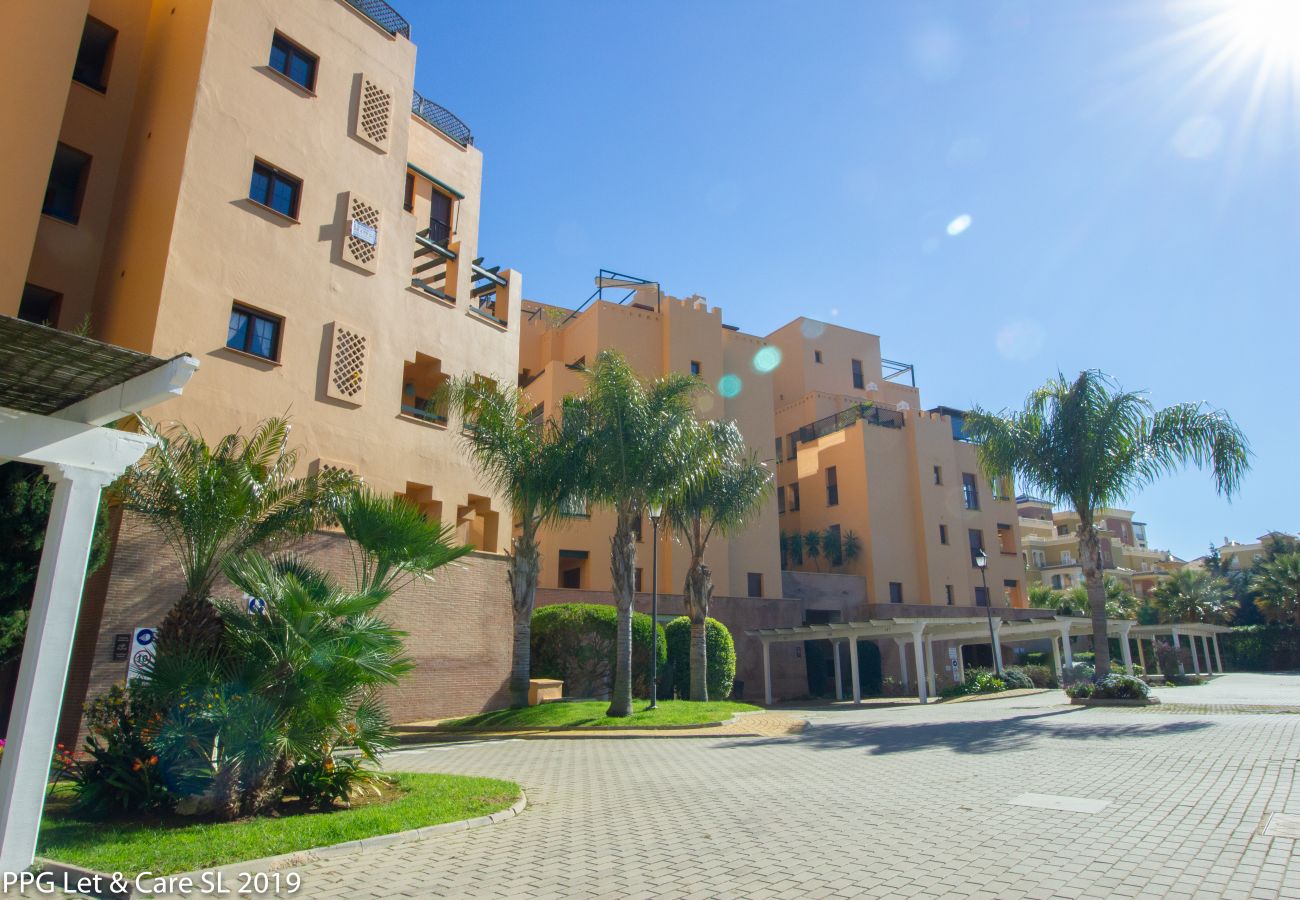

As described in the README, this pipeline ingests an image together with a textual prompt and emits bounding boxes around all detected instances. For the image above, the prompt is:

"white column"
[956,644,966,682]
[832,640,843,701]
[895,638,910,692]
[1170,629,1185,676]
[991,620,1004,673]
[1059,626,1074,668]
[0,467,113,874]
[1137,637,1146,674]
[1119,624,1134,676]
[924,637,937,697]
[849,638,862,705]
[1050,636,1061,679]
[762,640,772,706]
[1213,634,1224,673]
[1203,635,1216,674]
[1189,631,1201,675]
[912,627,928,704]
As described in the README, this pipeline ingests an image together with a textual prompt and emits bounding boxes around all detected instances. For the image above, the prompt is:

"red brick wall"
[59,513,513,744]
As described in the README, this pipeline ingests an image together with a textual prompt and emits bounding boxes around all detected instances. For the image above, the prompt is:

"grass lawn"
[437,699,759,731]
[37,772,519,876]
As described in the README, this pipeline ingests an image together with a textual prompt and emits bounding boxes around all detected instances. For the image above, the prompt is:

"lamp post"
[647,503,663,709]
[974,549,1002,676]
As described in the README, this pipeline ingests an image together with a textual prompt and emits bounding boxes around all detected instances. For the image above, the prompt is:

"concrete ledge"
[1070,697,1162,707]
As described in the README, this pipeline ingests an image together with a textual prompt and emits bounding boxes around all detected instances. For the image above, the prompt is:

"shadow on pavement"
[716,708,1213,755]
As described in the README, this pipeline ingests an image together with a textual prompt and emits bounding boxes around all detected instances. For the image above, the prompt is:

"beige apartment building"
[518,282,783,599]
[1196,531,1299,572]
[768,319,1027,612]
[1018,500,1182,598]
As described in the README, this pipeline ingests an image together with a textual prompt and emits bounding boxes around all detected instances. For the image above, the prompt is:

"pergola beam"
[51,355,198,426]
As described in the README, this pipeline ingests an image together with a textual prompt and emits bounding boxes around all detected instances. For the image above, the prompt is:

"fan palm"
[565,351,703,717]
[1151,567,1235,624]
[1251,552,1300,624]
[334,487,473,596]
[439,376,587,707]
[964,371,1249,679]
[664,420,771,701]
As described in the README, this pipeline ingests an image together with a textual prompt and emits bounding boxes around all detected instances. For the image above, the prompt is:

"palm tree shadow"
[722,708,1213,755]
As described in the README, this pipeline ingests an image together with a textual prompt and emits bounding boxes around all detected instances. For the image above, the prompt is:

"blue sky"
[408,1,1299,561]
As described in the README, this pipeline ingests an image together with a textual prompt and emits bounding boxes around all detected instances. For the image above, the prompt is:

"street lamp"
[974,549,1003,677]
[647,502,663,709]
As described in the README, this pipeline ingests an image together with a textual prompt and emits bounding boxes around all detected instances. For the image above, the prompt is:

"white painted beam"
[0,408,155,474]
[52,355,198,426]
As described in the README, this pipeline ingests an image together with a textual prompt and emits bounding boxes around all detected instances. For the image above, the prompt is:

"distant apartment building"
[1196,532,1300,572]
[1018,500,1182,598]
[766,319,1026,611]
[518,281,782,599]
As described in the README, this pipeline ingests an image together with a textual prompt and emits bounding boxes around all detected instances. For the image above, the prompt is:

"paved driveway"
[285,675,1299,899]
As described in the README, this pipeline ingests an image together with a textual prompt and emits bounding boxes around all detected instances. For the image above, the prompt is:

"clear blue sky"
[408,0,1299,561]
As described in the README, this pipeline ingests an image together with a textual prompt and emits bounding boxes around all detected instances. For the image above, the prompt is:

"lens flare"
[717,374,743,398]
[752,346,782,373]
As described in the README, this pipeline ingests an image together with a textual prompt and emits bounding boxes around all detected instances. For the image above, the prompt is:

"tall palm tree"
[114,416,354,652]
[664,420,771,701]
[1251,552,1300,624]
[1151,567,1235,624]
[440,376,586,707]
[964,370,1249,679]
[566,351,703,717]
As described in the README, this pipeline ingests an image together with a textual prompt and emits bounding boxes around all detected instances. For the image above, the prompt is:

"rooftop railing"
[343,0,410,38]
[412,91,474,147]
[795,402,904,446]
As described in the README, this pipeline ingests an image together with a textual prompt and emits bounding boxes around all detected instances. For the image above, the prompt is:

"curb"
[397,710,771,742]
[34,791,526,899]
[1069,697,1162,707]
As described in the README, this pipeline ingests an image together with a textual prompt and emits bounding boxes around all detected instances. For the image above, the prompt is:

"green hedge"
[663,616,736,700]
[1221,625,1300,671]
[530,603,666,699]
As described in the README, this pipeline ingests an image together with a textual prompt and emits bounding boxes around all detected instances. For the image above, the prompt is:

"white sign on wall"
[948,646,960,679]
[350,219,378,246]
[126,627,157,682]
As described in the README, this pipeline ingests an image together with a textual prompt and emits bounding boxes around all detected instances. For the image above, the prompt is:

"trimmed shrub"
[998,667,1035,690]
[940,669,1006,698]
[663,616,736,701]
[1069,674,1149,700]
[530,603,667,699]
[1221,625,1300,671]
[1021,664,1059,689]
[1061,662,1094,686]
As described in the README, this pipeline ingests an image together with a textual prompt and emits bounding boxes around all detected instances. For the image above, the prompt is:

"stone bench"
[528,678,564,706]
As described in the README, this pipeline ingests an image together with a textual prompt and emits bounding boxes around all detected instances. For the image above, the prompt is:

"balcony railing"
[794,402,903,446]
[343,0,410,38]
[412,91,474,147]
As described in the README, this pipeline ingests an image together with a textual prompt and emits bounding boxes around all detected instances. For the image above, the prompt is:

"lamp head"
[974,549,989,569]
[647,503,663,522]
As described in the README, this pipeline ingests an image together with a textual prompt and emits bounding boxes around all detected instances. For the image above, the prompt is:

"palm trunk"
[1079,521,1111,681]
[606,504,638,717]
[683,554,711,702]
[507,529,540,708]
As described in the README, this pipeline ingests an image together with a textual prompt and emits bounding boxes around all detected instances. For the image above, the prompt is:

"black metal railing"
[412,91,474,147]
[794,402,903,445]
[343,0,410,38]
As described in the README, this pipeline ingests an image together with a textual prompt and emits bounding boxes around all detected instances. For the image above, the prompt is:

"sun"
[1220,0,1300,63]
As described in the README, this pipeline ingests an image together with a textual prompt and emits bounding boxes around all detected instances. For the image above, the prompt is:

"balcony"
[794,402,903,446]
[343,0,409,38]
[412,91,474,147]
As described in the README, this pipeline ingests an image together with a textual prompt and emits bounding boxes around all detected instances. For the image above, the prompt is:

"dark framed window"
[851,358,865,389]
[561,566,581,589]
[975,586,990,607]
[631,514,643,543]
[968,528,985,567]
[777,486,786,514]
[747,572,763,598]
[73,16,117,92]
[962,472,980,510]
[429,190,453,245]
[774,436,782,460]
[43,144,92,224]
[226,304,282,360]
[814,350,823,364]
[690,360,701,377]
[939,524,948,545]
[889,582,903,604]
[18,284,62,326]
[634,568,643,593]
[248,160,301,219]
[789,483,800,511]
[945,584,954,605]
[404,172,415,212]
[268,32,317,90]
[825,466,838,507]
[786,432,798,460]
[933,465,942,485]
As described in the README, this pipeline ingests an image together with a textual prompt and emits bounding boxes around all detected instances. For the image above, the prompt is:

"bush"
[288,755,387,810]
[530,604,667,699]
[1061,662,1095,686]
[1154,639,1182,682]
[1221,624,1300,671]
[663,617,736,700]
[940,669,1006,698]
[1021,664,1059,689]
[1020,651,1050,667]
[65,685,172,818]
[998,667,1035,690]
[1069,674,1149,700]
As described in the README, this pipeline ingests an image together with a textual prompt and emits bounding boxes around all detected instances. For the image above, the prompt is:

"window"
[933,465,942,485]
[631,514,643,543]
[429,190,453,245]
[634,568,643,593]
[747,572,763,598]
[889,582,903,604]
[997,523,1015,554]
[1003,579,1019,606]
[404,172,415,212]
[814,350,823,364]
[777,486,786,514]
[1061,551,1074,565]
[72,16,116,92]
[43,144,92,224]
[786,433,798,460]
[774,436,783,460]
[968,529,985,566]
[1031,549,1046,568]
[945,584,954,605]
[690,360,702,377]
[1051,574,1063,589]
[851,358,865,389]
[825,466,839,506]
[268,32,317,90]
[400,353,448,423]
[789,483,801,511]
[975,586,990,607]
[18,284,62,326]
[939,524,949,545]
[226,304,282,360]
[962,473,980,510]
[1057,525,1070,537]
[561,566,582,589]
[248,160,301,219]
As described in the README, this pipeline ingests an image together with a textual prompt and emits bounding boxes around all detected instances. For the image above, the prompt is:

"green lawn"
[437,699,759,731]
[38,773,519,877]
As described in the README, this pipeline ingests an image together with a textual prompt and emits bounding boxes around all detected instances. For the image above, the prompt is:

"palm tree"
[664,420,771,701]
[803,529,822,571]
[1251,552,1300,624]
[566,351,704,717]
[335,488,474,595]
[842,530,863,568]
[822,527,844,568]
[114,416,354,653]
[1151,567,1235,623]
[440,376,586,707]
[787,530,804,566]
[964,370,1249,679]
[1028,582,1061,610]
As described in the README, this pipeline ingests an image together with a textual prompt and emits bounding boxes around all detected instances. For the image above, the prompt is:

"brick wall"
[58,512,513,744]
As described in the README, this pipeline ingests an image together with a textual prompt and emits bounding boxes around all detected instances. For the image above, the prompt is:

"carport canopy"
[0,316,197,874]
[1129,622,1231,678]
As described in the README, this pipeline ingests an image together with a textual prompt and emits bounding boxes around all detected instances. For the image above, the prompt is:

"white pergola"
[1130,623,1231,678]
[0,317,196,874]
[750,614,1141,705]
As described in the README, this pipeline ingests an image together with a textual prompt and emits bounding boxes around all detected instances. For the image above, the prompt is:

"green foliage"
[65,685,171,819]
[1151,567,1236,624]
[437,699,756,730]
[1069,674,1149,700]
[842,530,862,566]
[997,666,1036,690]
[663,616,736,700]
[803,530,822,569]
[787,530,804,566]
[529,604,666,699]
[334,488,473,595]
[287,755,387,811]
[941,669,1006,698]
[1061,662,1095,685]
[821,527,843,567]
[1019,664,1059,688]
[1153,638,1182,681]
[1251,553,1300,624]
[1220,624,1300,670]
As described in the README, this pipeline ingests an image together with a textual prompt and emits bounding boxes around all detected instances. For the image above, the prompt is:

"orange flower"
[147,755,158,766]
[131,759,143,772]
